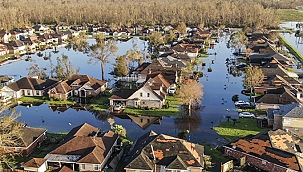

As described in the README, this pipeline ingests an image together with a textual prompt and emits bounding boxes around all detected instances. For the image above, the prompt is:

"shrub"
[208,67,212,72]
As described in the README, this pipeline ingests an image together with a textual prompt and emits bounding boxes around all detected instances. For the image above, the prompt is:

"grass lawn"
[123,96,182,116]
[202,142,230,163]
[277,9,303,22]
[214,118,268,142]
[18,96,76,105]
[89,94,111,111]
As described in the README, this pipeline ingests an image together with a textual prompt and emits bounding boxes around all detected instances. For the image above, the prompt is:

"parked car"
[237,102,256,109]
[235,100,250,106]
[239,112,255,118]
[114,104,122,111]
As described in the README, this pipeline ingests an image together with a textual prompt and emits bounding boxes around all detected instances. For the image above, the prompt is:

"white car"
[239,112,255,118]
[235,100,250,106]
[114,104,122,111]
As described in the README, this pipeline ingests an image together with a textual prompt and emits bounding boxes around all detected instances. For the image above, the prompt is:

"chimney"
[148,68,152,74]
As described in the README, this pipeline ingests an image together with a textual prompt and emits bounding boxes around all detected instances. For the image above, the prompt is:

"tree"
[67,32,89,53]
[164,30,176,44]
[113,55,129,76]
[176,22,187,35]
[125,39,142,68]
[55,54,79,80]
[27,61,48,79]
[176,80,204,116]
[244,66,264,100]
[232,94,239,102]
[89,34,118,80]
[228,31,248,54]
[112,124,126,137]
[148,31,163,56]
[0,111,22,170]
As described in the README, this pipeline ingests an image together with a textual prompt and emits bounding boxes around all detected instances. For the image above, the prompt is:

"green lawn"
[202,143,230,163]
[19,96,76,105]
[123,96,182,116]
[214,118,268,142]
[89,94,111,111]
[277,9,303,22]
[279,35,303,64]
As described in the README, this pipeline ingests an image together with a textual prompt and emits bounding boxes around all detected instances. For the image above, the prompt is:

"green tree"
[176,80,204,116]
[112,124,126,137]
[89,34,118,80]
[0,111,22,170]
[55,54,79,80]
[113,55,129,76]
[228,31,248,54]
[244,66,264,100]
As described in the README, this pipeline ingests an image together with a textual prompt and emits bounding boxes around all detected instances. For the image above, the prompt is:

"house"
[37,33,54,44]
[171,43,199,58]
[124,130,204,172]
[109,82,165,108]
[224,130,303,172]
[44,123,119,171]
[10,126,47,155]
[261,64,298,79]
[54,22,70,31]
[0,75,14,87]
[22,158,48,172]
[0,43,8,56]
[255,87,302,109]
[0,30,11,43]
[267,103,303,136]
[23,37,38,53]
[48,74,107,100]
[33,24,49,32]
[1,77,59,99]
[8,40,26,54]
[255,74,301,94]
[249,53,293,67]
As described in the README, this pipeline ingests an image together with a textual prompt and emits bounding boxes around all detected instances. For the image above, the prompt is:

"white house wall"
[128,87,160,101]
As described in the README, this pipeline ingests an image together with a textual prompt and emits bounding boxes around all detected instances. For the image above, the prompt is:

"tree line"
[1,0,303,30]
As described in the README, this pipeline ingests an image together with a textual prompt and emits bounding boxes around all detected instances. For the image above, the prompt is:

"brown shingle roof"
[7,77,58,91]
[227,132,300,171]
[47,123,118,164]
[13,127,47,148]
[22,158,46,168]
[125,131,204,170]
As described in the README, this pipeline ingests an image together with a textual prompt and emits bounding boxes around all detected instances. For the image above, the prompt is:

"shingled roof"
[7,77,58,91]
[22,158,46,168]
[255,87,301,104]
[45,123,118,165]
[125,131,204,170]
[9,126,47,148]
[225,131,302,171]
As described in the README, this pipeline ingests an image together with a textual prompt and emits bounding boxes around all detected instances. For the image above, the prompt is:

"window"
[36,90,40,95]
[94,164,99,170]
[147,93,150,97]
[27,90,31,96]
[140,92,143,97]
[81,164,85,169]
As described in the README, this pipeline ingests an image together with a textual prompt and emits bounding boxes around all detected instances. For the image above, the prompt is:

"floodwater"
[279,22,303,57]
[1,35,249,146]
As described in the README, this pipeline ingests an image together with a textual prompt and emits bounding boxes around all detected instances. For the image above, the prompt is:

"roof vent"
[232,146,236,149]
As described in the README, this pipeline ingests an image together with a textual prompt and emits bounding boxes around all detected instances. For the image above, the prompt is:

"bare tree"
[89,34,118,80]
[176,80,204,116]
[228,31,248,55]
[55,54,79,80]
